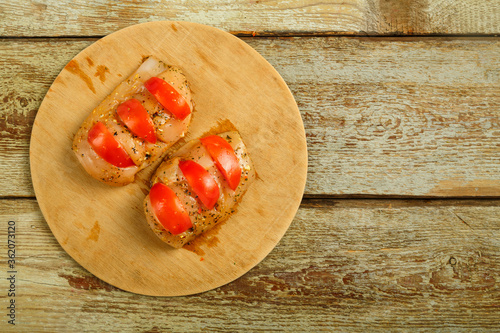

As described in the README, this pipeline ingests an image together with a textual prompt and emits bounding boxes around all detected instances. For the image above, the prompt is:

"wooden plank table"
[1,1,499,331]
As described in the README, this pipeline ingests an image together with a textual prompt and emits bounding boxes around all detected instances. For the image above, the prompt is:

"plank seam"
[0,33,499,40]
[3,196,500,203]
[303,194,500,200]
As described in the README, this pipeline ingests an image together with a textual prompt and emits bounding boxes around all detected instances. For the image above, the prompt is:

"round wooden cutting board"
[30,21,307,296]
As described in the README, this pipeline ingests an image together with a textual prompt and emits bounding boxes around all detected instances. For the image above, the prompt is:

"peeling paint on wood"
[0,1,499,37]
[1,38,499,197]
[59,272,117,292]
[1,1,499,330]
[0,199,498,331]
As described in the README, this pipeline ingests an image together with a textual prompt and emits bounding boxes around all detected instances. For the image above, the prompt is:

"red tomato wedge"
[87,122,135,168]
[200,135,241,191]
[116,98,157,143]
[149,182,192,235]
[179,160,220,210]
[144,77,191,120]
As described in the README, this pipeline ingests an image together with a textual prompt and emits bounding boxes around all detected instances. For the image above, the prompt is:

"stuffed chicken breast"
[143,131,255,248]
[72,57,193,185]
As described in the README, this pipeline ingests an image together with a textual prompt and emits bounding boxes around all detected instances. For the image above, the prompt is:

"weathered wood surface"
[1,37,499,197]
[0,198,498,331]
[1,2,499,330]
[0,0,499,37]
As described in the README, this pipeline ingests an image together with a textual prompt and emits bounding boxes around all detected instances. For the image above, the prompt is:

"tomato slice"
[144,77,191,120]
[179,160,220,210]
[116,98,157,143]
[149,182,192,235]
[87,122,135,168]
[200,135,241,191]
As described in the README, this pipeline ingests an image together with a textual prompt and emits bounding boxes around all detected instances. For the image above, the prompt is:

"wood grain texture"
[1,37,499,197]
[29,22,307,296]
[378,0,500,35]
[0,1,499,37]
[1,2,498,331]
[0,198,498,331]
[275,37,500,197]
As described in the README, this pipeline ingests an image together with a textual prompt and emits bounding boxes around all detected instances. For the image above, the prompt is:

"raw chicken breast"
[143,131,255,248]
[72,57,193,185]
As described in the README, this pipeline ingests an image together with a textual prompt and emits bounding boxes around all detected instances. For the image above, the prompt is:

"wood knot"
[18,97,28,107]
[448,257,457,265]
